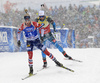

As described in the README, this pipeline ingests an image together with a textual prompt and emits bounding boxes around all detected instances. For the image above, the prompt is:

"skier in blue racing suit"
[35,10,73,68]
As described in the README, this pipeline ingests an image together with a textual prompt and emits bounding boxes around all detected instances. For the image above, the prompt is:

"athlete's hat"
[39,10,44,16]
[24,9,30,20]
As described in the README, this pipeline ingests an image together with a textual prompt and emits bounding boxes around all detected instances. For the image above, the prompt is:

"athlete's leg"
[26,40,34,74]
[35,38,63,66]
[49,36,72,59]
[41,40,47,67]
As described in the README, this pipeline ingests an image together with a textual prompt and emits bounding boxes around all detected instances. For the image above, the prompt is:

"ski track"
[0,48,100,83]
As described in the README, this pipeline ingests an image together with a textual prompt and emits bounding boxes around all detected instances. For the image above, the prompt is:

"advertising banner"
[0,27,75,52]
[19,31,27,52]
[0,27,19,52]
[46,28,75,48]
[0,27,13,52]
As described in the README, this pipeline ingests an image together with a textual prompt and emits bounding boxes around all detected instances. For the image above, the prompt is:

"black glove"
[40,36,44,43]
[17,40,21,47]
[54,29,56,32]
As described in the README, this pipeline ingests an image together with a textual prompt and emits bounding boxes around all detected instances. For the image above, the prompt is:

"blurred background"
[0,0,100,48]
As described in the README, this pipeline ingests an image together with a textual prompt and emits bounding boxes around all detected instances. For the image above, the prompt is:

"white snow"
[0,48,100,83]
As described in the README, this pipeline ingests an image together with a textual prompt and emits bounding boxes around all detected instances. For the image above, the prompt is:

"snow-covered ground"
[0,48,100,83]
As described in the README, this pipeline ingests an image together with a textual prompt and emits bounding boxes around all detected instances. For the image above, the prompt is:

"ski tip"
[22,78,25,80]
[72,59,83,62]
[71,70,74,72]
[64,58,83,63]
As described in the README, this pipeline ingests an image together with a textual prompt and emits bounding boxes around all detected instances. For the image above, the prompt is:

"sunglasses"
[39,16,44,18]
[25,19,30,22]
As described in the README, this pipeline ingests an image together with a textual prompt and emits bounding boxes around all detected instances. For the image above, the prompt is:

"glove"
[54,29,56,32]
[17,40,21,47]
[53,31,57,38]
[40,36,44,43]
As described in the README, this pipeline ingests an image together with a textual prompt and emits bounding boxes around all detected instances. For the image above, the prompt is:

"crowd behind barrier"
[0,3,100,48]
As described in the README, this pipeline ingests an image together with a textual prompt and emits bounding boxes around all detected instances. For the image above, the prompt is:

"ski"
[64,58,82,62]
[71,59,82,62]
[22,73,37,80]
[59,65,74,72]
[37,66,50,72]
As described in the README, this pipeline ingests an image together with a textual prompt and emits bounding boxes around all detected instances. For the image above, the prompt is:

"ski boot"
[65,54,72,59]
[55,60,63,67]
[43,58,47,68]
[43,62,47,68]
[62,51,72,59]
[29,66,33,75]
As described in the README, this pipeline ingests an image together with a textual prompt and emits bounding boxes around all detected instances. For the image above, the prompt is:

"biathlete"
[35,10,73,68]
[17,10,63,75]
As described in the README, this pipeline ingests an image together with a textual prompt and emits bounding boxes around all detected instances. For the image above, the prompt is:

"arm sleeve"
[17,24,24,41]
[52,22,56,32]
[47,17,56,32]
[18,33,21,41]
[41,29,44,37]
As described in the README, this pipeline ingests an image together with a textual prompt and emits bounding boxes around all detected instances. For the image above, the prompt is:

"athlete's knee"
[27,51,33,59]
[54,42,59,48]
[28,51,33,66]
[43,49,50,56]
[42,51,46,58]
